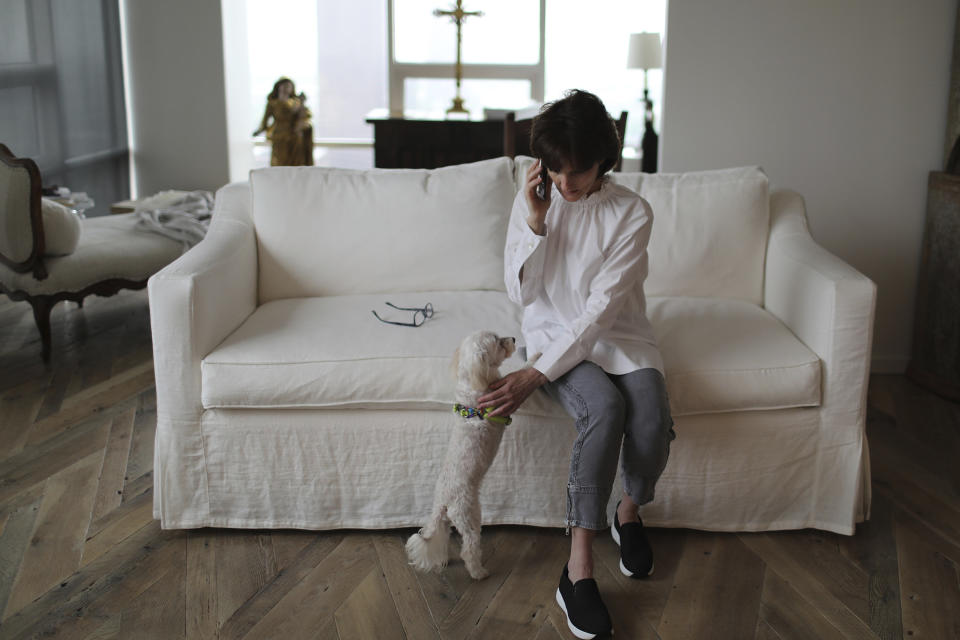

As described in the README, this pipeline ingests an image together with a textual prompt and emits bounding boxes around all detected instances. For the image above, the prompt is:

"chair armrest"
[764,189,877,425]
[148,184,257,425]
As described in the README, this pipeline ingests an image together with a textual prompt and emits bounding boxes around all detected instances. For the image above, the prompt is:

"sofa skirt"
[153,405,869,535]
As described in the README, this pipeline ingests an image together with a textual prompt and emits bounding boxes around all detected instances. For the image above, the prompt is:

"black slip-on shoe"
[555,564,613,639]
[612,501,654,578]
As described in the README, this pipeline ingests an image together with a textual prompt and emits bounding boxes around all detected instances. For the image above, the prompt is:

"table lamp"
[627,32,662,172]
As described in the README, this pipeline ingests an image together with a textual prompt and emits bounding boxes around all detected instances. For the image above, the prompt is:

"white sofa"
[149,157,876,535]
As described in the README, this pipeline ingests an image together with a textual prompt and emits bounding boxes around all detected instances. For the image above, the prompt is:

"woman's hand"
[524,160,550,235]
[477,367,548,417]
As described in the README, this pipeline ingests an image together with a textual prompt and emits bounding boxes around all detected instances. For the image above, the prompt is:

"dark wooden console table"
[366,113,505,169]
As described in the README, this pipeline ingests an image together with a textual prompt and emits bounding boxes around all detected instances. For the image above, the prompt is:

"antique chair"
[503,110,629,171]
[0,144,183,361]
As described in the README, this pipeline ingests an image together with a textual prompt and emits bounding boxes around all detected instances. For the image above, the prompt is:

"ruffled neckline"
[553,176,614,209]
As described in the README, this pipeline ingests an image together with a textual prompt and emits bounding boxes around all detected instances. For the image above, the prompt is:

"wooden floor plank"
[80,487,154,568]
[532,617,566,640]
[0,414,111,505]
[657,532,764,640]
[121,391,156,499]
[26,363,153,448]
[268,530,319,572]
[0,521,175,640]
[334,567,406,640]
[80,614,122,640]
[741,533,880,640]
[754,616,785,640]
[216,531,279,628]
[3,451,102,619]
[33,362,75,422]
[755,529,870,625]
[89,408,136,524]
[0,377,49,460]
[117,546,187,640]
[895,509,960,640]
[240,535,376,640]
[186,531,219,640]
[465,530,568,640]
[372,532,442,640]
[0,487,44,621]
[838,492,904,640]
[435,528,533,640]
[218,533,342,640]
[760,569,848,640]
[872,452,960,554]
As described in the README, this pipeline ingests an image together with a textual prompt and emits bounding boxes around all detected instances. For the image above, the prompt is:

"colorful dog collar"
[453,403,512,426]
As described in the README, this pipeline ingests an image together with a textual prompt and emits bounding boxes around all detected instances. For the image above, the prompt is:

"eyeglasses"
[371,301,434,327]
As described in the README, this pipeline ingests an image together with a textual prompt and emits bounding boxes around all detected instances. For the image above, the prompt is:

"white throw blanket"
[134,190,214,250]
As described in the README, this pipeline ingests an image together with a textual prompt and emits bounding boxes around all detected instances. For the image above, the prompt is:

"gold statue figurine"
[254,77,314,166]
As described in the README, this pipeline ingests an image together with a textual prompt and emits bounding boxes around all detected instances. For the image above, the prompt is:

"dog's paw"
[468,565,490,580]
[524,352,542,367]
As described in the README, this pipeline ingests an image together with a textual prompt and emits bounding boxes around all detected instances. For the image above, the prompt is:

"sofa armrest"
[148,182,257,425]
[764,189,877,425]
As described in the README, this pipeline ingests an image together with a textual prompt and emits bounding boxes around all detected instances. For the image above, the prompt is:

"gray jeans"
[543,361,675,530]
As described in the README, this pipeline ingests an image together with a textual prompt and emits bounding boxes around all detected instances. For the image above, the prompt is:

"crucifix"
[433,0,483,115]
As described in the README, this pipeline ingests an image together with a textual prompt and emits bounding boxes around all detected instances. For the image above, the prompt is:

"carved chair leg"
[30,297,54,362]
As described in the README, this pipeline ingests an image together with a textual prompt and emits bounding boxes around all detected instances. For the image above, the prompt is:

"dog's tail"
[405,508,451,572]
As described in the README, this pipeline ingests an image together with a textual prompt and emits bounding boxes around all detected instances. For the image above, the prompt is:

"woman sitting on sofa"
[477,89,675,639]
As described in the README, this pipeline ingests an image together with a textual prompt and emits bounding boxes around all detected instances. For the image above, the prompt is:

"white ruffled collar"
[554,175,613,209]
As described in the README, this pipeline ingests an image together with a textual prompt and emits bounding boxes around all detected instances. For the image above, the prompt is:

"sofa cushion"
[200,290,564,415]
[648,296,821,415]
[250,158,516,303]
[515,158,769,305]
[615,166,769,304]
[202,293,820,417]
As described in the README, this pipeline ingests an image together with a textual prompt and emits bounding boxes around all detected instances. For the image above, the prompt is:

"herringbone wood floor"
[0,290,958,640]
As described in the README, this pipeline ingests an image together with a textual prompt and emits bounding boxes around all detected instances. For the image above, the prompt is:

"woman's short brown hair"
[530,89,622,175]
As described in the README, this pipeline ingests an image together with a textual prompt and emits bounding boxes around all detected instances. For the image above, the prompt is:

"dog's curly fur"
[405,330,517,580]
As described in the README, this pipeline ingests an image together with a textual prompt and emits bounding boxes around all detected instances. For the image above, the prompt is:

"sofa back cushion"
[251,157,515,302]
[611,166,769,304]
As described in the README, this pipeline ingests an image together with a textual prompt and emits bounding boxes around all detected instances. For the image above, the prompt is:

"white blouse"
[504,178,664,382]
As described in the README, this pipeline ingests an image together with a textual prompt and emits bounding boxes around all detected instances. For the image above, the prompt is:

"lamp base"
[641,122,658,173]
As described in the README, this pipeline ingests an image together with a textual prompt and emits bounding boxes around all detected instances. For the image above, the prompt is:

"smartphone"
[536,162,550,200]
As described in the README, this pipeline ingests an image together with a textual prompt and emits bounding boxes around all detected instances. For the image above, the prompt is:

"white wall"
[121,0,230,196]
[660,0,956,372]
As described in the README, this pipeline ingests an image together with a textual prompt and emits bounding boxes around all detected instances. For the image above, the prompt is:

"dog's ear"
[450,346,461,380]
[467,358,492,391]
[456,339,494,391]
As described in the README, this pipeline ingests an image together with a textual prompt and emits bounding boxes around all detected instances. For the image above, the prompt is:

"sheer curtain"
[0,0,128,217]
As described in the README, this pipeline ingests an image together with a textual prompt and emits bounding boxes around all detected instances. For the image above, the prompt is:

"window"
[223,0,387,178]
[389,0,545,116]
[225,0,665,176]
[387,0,666,149]
[0,0,128,216]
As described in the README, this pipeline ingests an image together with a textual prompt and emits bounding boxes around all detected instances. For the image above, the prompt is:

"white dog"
[405,330,517,580]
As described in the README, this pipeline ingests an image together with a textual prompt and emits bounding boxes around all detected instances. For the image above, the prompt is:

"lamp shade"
[627,32,662,70]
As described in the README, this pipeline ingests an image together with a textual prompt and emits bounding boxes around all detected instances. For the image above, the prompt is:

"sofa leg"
[30,297,54,362]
